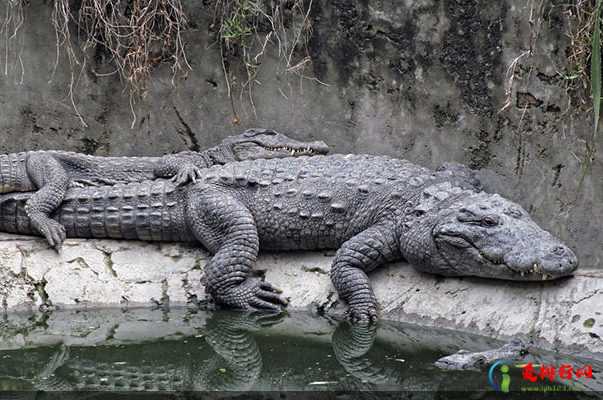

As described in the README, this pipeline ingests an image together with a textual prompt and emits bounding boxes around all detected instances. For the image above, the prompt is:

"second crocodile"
[0,129,328,251]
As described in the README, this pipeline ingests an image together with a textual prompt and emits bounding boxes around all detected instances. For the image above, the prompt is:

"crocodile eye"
[482,216,498,227]
[457,208,477,222]
[243,129,266,137]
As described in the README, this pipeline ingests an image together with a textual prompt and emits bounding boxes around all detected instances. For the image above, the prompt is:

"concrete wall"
[1,233,601,358]
[1,1,598,270]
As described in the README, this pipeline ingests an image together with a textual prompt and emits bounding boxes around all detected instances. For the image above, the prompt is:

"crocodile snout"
[503,241,578,277]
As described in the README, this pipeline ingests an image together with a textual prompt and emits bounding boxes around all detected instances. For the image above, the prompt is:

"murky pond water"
[0,308,600,398]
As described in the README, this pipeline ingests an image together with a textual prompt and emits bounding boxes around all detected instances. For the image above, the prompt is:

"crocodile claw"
[172,163,201,187]
[260,281,283,294]
[344,305,379,325]
[30,216,66,252]
[216,278,288,311]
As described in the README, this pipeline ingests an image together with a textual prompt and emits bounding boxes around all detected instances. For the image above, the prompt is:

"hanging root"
[216,0,324,122]
[47,0,191,127]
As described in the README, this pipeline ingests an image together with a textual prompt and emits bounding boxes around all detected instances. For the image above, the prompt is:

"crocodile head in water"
[403,191,578,281]
[435,339,529,371]
[223,128,329,160]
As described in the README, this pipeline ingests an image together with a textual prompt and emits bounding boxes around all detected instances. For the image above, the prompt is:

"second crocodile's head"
[222,128,329,161]
[401,190,578,281]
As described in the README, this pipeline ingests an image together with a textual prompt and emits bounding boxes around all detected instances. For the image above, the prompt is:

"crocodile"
[0,154,578,322]
[435,339,529,370]
[0,128,328,251]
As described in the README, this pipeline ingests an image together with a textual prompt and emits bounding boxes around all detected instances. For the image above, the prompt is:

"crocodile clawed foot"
[250,279,288,310]
[218,278,288,311]
[31,217,66,252]
[344,305,379,325]
[172,164,202,186]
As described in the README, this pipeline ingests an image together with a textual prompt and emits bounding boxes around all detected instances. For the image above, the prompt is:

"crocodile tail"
[0,192,35,235]
[0,152,35,193]
[0,179,194,241]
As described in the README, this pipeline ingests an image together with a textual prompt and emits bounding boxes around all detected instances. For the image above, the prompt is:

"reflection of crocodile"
[0,312,283,391]
[0,129,328,251]
[0,311,600,394]
[196,311,283,391]
[332,322,407,392]
[0,155,578,322]
[435,339,529,370]
[0,315,410,394]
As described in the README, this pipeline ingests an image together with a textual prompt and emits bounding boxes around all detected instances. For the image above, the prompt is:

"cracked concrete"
[1,233,601,360]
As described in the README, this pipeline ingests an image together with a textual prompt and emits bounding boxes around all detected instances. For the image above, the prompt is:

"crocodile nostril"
[551,246,566,256]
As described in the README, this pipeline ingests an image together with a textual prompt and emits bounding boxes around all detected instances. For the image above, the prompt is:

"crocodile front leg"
[154,152,210,186]
[330,225,400,324]
[186,187,287,310]
[25,153,69,251]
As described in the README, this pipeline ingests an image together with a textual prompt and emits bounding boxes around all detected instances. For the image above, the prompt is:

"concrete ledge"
[1,233,601,358]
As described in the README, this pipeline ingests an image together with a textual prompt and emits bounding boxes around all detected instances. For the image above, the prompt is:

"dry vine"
[215,0,326,123]
[500,0,547,113]
[80,0,190,126]
[30,0,191,128]
[2,0,25,84]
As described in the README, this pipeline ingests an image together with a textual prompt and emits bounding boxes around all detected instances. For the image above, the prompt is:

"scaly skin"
[435,339,529,370]
[0,128,328,251]
[0,155,578,323]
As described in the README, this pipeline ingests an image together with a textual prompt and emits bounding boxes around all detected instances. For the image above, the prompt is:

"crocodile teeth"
[542,274,548,280]
[521,271,525,277]
[291,150,295,155]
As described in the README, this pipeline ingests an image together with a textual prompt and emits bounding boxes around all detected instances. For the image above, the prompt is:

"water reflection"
[332,323,403,389]
[0,308,599,395]
[0,311,282,391]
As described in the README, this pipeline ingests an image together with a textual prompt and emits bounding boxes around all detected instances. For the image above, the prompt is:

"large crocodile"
[0,154,578,322]
[0,129,328,251]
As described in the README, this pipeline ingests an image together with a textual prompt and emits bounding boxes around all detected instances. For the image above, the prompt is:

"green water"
[0,308,599,398]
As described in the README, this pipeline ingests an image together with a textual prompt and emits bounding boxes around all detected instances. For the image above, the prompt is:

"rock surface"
[1,233,601,359]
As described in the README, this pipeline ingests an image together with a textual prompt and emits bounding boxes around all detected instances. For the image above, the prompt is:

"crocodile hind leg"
[24,153,69,251]
[436,161,482,190]
[186,188,287,310]
[330,225,400,324]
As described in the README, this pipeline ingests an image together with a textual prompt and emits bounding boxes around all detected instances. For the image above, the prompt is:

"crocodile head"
[435,339,529,371]
[404,191,578,281]
[223,128,329,160]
